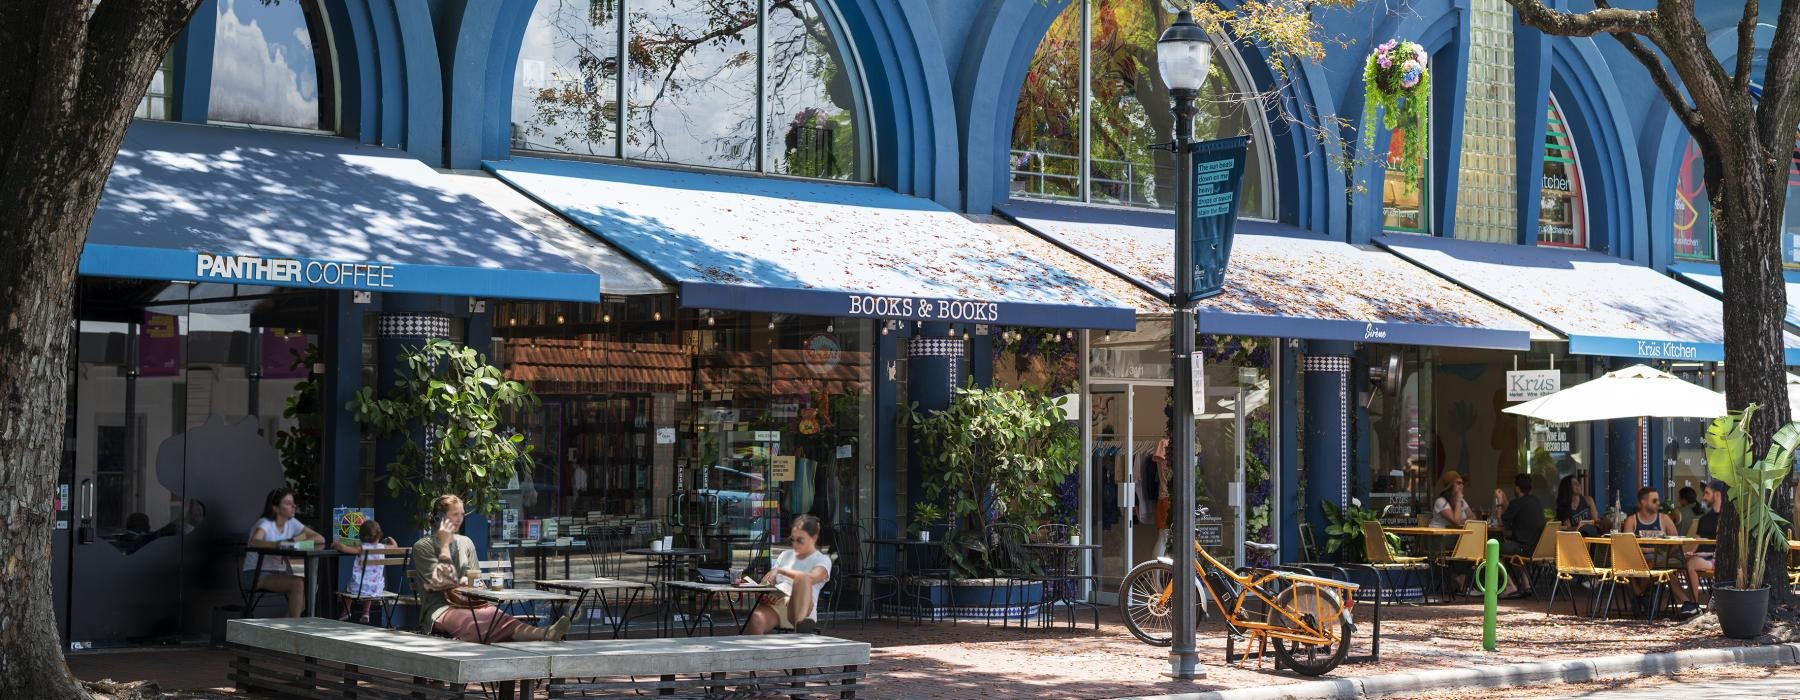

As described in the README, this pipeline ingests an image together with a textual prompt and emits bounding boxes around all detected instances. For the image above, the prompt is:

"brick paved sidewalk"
[67,598,1743,699]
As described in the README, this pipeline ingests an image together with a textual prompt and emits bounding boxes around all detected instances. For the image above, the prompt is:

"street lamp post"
[1156,8,1213,681]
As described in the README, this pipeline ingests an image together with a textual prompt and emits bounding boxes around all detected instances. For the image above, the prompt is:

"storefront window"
[1010,0,1275,217]
[1538,97,1585,248]
[1380,102,1430,234]
[136,52,174,121]
[512,0,870,181]
[491,300,874,575]
[208,0,331,130]
[1364,346,1433,522]
[1662,362,1720,505]
[66,279,327,643]
[1673,139,1714,260]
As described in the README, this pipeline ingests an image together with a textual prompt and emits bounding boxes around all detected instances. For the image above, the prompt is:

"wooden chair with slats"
[1545,530,1609,616]
[1600,533,1677,620]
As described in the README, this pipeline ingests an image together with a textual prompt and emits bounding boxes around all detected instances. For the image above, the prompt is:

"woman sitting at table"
[1555,472,1605,537]
[411,495,569,643]
[1429,471,1472,529]
[744,515,832,635]
[243,488,327,618]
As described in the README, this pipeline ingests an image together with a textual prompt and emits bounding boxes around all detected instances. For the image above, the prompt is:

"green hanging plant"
[1361,38,1431,188]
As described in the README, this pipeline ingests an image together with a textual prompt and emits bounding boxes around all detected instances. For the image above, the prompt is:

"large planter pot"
[1713,586,1770,640]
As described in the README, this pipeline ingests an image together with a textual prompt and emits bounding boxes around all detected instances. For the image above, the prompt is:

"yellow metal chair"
[1361,521,1434,603]
[1600,533,1677,620]
[1506,526,1561,597]
[1545,530,1610,616]
[1435,522,1488,601]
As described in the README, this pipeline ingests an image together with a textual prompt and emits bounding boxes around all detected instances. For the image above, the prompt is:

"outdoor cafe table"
[1382,526,1469,537]
[535,577,653,638]
[1024,542,1103,618]
[243,543,339,618]
[662,581,782,636]
[1583,537,1716,547]
[491,539,586,581]
[454,586,579,643]
[624,547,710,582]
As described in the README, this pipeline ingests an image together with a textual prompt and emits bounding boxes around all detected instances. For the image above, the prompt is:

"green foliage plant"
[347,339,540,530]
[1703,403,1796,590]
[1321,499,1400,564]
[906,382,1079,579]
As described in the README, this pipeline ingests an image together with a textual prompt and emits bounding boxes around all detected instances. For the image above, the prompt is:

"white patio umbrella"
[1787,373,1800,418]
[1502,364,1726,423]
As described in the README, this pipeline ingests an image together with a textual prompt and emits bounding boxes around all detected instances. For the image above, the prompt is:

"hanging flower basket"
[1362,39,1431,185]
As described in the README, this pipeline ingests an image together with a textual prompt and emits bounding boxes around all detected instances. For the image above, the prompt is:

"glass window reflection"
[208,0,328,130]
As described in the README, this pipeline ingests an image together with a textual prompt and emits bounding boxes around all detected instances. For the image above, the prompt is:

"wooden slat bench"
[500,636,870,699]
[226,617,551,699]
[227,617,871,699]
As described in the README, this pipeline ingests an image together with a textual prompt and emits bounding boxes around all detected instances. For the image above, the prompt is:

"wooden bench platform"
[226,617,870,699]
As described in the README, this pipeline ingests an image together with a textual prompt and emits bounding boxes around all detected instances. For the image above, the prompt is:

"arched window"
[512,0,871,182]
[136,52,174,121]
[1010,0,1275,219]
[1379,96,1429,234]
[1673,139,1714,260]
[1538,97,1585,248]
[207,0,332,131]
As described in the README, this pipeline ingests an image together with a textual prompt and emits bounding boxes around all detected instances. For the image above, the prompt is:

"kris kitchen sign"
[1506,369,1561,402]
[195,252,396,290]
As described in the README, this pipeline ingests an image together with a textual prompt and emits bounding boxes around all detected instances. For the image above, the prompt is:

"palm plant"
[1703,403,1796,590]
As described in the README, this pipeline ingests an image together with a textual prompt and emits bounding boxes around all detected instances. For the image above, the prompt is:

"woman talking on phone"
[411,495,569,642]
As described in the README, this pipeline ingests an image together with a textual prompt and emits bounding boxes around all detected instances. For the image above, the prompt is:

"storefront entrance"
[59,280,325,647]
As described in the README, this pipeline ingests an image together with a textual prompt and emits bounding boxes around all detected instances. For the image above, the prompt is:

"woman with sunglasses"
[744,515,831,635]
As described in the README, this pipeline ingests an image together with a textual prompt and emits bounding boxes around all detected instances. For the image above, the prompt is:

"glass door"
[62,282,321,646]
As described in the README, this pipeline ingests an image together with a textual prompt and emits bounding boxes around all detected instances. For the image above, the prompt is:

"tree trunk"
[0,4,201,697]
[1709,144,1797,609]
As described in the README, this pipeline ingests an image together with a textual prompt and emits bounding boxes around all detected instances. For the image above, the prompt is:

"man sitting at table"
[1498,474,1545,598]
[745,515,832,635]
[1674,480,1724,616]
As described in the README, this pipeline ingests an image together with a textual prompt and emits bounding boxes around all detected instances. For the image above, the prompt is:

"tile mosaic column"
[906,325,965,519]
[1302,344,1353,547]
[374,310,453,539]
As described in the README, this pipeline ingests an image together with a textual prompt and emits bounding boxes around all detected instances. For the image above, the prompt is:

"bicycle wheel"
[1119,560,1177,646]
[1269,583,1352,676]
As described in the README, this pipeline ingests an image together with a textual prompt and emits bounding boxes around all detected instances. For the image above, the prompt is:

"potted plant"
[905,382,1079,617]
[1702,404,1796,639]
[348,339,541,530]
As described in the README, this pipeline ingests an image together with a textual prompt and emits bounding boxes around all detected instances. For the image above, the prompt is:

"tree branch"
[1653,0,1745,145]
[1502,0,1653,37]
[1756,0,1800,149]
[1609,26,1705,134]
[1735,0,1759,93]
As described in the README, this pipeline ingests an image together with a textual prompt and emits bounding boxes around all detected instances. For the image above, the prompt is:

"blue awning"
[1380,236,1800,363]
[999,200,1546,350]
[1670,262,1800,364]
[485,158,1137,330]
[85,121,605,302]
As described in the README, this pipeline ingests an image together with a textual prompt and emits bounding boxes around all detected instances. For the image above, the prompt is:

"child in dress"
[338,520,398,623]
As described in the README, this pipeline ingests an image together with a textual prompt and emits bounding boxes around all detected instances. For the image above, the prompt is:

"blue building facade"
[52,0,1796,644]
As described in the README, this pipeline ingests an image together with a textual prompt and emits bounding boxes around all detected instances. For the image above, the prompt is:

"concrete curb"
[1115,643,1800,700]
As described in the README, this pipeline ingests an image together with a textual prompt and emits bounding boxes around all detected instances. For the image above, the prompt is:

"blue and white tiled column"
[1302,343,1353,548]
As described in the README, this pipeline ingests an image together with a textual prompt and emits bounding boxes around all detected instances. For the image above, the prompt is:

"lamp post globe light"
[1156,6,1213,681]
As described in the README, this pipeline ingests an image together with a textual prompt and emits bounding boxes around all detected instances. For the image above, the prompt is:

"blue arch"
[1348,5,1468,243]
[1545,36,1648,262]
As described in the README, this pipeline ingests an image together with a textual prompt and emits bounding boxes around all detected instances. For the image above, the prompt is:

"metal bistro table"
[865,537,944,620]
[491,539,586,581]
[243,543,338,618]
[455,586,579,643]
[624,547,710,582]
[662,581,782,636]
[1022,542,1102,627]
[535,577,654,638]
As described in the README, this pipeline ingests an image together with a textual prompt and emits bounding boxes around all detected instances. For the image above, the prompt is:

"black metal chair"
[830,521,900,625]
[899,523,957,625]
[985,523,1053,628]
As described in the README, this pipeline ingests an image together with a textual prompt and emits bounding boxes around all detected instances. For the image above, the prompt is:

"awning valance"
[84,121,606,302]
[1380,236,1800,363]
[999,200,1547,350]
[486,158,1137,331]
[1669,262,1800,365]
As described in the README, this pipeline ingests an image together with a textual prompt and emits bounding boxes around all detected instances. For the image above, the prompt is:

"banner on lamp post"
[1188,135,1251,302]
